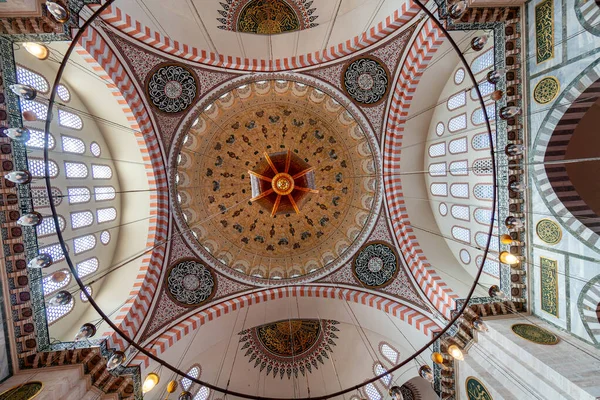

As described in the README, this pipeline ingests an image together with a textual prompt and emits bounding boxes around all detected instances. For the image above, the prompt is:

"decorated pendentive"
[238,319,339,379]
[353,242,399,288]
[146,63,198,114]
[217,0,318,34]
[343,56,389,106]
[535,218,562,245]
[166,259,215,307]
[465,376,493,400]
[511,323,559,345]
[533,76,560,104]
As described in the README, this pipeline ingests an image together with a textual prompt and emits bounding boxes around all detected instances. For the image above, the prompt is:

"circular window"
[459,249,471,264]
[439,202,448,216]
[100,230,110,245]
[80,286,92,302]
[454,68,465,85]
[436,122,445,136]
[90,142,101,157]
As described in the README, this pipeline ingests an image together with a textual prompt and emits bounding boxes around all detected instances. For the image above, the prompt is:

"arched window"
[182,365,201,391]
[37,215,65,237]
[374,363,392,387]
[475,232,499,252]
[76,258,99,278]
[473,159,493,175]
[472,133,493,150]
[471,48,494,74]
[68,187,91,204]
[449,160,468,176]
[477,255,500,277]
[380,343,399,364]
[364,383,382,400]
[194,387,210,400]
[451,205,470,220]
[472,104,496,125]
[92,164,112,179]
[38,243,65,262]
[80,286,92,302]
[471,81,495,100]
[430,183,448,196]
[42,269,71,296]
[74,234,96,254]
[94,186,116,201]
[16,65,49,93]
[20,99,48,120]
[46,297,74,325]
[452,226,471,243]
[100,230,111,245]
[429,162,447,176]
[25,127,55,149]
[97,207,117,223]
[62,135,85,154]
[474,184,494,200]
[90,142,101,157]
[64,162,88,178]
[28,158,58,178]
[447,91,466,110]
[31,187,61,208]
[454,68,465,84]
[474,208,493,225]
[450,183,469,198]
[428,142,446,157]
[460,249,471,264]
[448,114,467,132]
[58,109,83,129]
[57,84,71,102]
[449,137,467,154]
[71,211,94,229]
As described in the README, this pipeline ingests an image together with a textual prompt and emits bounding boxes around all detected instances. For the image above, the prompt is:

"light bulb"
[431,352,444,364]
[487,68,506,84]
[505,216,524,229]
[74,323,97,341]
[491,90,504,101]
[167,380,178,393]
[47,290,72,307]
[500,234,513,245]
[4,170,31,184]
[178,391,193,400]
[471,35,489,51]
[499,251,519,265]
[447,344,464,360]
[418,365,434,382]
[500,106,521,119]
[17,212,42,226]
[509,181,527,192]
[23,42,49,60]
[473,318,488,332]
[10,84,37,100]
[505,144,524,156]
[45,1,70,23]
[488,285,507,299]
[389,386,404,400]
[448,1,467,19]
[28,253,53,269]
[5,128,30,143]
[22,111,37,121]
[106,351,126,371]
[142,372,160,393]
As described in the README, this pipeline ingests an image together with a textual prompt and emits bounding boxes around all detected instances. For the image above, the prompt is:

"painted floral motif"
[167,260,215,306]
[147,64,198,113]
[353,242,398,287]
[239,319,339,379]
[343,58,388,105]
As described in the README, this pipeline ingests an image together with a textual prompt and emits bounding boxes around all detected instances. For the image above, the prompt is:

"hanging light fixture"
[505,144,524,156]
[17,212,43,226]
[28,253,53,269]
[389,386,404,400]
[448,0,467,19]
[472,318,488,333]
[22,111,37,121]
[142,372,160,393]
[499,251,519,265]
[4,170,32,184]
[431,352,445,365]
[488,285,507,300]
[167,380,178,396]
[5,128,30,143]
[447,344,464,361]
[23,42,49,60]
[470,35,489,51]
[47,290,72,307]
[500,234,514,245]
[418,365,434,382]
[500,106,521,119]
[10,84,37,100]
[505,216,524,229]
[509,181,527,192]
[490,90,504,101]
[74,323,97,341]
[45,1,70,23]
[106,351,126,371]
[487,68,506,84]
[178,391,193,400]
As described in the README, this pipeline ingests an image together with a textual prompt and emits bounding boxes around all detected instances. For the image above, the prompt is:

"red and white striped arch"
[130,285,439,368]
[76,26,170,350]
[383,19,457,318]
[89,0,424,72]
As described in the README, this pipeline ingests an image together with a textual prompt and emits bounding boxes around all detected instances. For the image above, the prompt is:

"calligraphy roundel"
[166,259,215,306]
[343,57,389,105]
[0,382,43,400]
[536,219,562,245]
[146,63,198,114]
[533,76,560,104]
[353,242,398,288]
[511,323,559,345]
[465,377,493,400]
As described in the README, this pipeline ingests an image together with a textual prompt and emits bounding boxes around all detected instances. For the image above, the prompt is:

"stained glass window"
[57,84,70,102]
[94,186,116,201]
[428,143,446,157]
[449,137,467,154]
[65,162,88,178]
[28,158,58,178]
[429,162,447,176]
[448,114,467,132]
[16,66,49,93]
[97,207,117,223]
[74,234,96,254]
[452,226,471,243]
[68,187,91,204]
[76,258,99,278]
[38,243,65,262]
[20,99,48,120]
[58,109,83,129]
[46,297,74,324]
[431,183,448,196]
[37,215,65,237]
[447,91,466,110]
[374,363,392,387]
[451,205,470,220]
[471,48,494,74]
[25,128,55,149]
[62,136,85,154]
[42,269,71,296]
[474,184,494,200]
[450,183,469,198]
[449,160,468,176]
[71,211,94,229]
[182,366,201,391]
[92,164,112,179]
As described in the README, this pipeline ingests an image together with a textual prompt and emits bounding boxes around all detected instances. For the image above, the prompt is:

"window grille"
[448,114,467,132]
[92,164,112,179]
[90,142,101,157]
[39,243,65,262]
[80,286,92,302]
[451,205,470,220]
[42,269,70,296]
[365,383,382,400]
[428,143,446,157]
[431,183,448,196]
[65,162,88,178]
[28,158,58,178]
[94,186,116,201]
[471,48,494,74]
[474,184,494,200]
[25,128,54,149]
[97,207,117,223]
[472,103,496,125]
[471,81,495,100]
[452,226,471,243]
[449,137,467,154]
[194,387,210,400]
[474,208,493,225]
[436,122,444,136]
[74,234,96,254]
[57,84,70,102]
[68,187,91,204]
[473,159,493,175]
[100,230,111,244]
[62,136,85,154]
[460,249,471,264]
[447,91,466,110]
[439,203,448,216]
[449,160,468,176]
[429,162,447,176]
[71,211,94,229]
[76,258,99,278]
[16,65,49,93]
[46,297,74,324]
[21,99,48,120]
[476,232,499,252]
[451,183,469,198]
[37,215,65,237]
[454,68,465,84]
[380,344,398,363]
[477,255,500,277]
[374,364,392,387]
[31,187,61,208]
[182,366,201,391]
[58,109,83,129]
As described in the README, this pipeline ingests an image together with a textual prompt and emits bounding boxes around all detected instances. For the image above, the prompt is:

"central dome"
[175,79,380,281]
